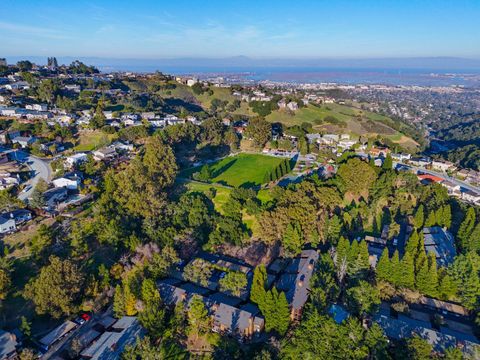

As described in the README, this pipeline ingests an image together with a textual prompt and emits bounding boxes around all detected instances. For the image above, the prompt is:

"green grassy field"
[185,181,232,214]
[74,130,117,151]
[198,153,287,188]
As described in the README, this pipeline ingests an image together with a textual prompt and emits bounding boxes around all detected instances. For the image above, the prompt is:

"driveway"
[8,150,52,201]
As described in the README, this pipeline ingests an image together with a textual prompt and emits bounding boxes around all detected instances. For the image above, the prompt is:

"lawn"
[199,153,287,188]
[74,130,117,151]
[185,181,232,214]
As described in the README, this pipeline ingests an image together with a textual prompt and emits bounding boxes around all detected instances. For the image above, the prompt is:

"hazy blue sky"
[1,0,479,59]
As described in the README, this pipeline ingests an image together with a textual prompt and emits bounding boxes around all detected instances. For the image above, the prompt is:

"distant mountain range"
[4,55,480,71]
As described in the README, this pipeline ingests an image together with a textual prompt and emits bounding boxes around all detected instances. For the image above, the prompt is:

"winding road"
[7,149,52,201]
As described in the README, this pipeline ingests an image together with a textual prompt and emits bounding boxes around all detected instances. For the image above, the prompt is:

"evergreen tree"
[405,230,420,257]
[282,223,303,256]
[413,205,425,229]
[415,236,428,275]
[438,269,458,300]
[415,257,432,295]
[390,250,401,287]
[435,207,444,228]
[467,222,480,253]
[457,207,476,250]
[382,154,392,171]
[336,237,349,266]
[274,291,290,335]
[376,248,391,282]
[357,240,370,272]
[442,205,452,229]
[398,252,415,289]
[113,285,126,318]
[285,159,291,172]
[124,285,137,316]
[426,252,438,297]
[275,166,282,180]
[424,211,437,227]
[250,265,267,306]
[347,240,359,265]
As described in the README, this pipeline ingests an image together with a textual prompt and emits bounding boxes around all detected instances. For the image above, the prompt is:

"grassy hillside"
[267,103,419,151]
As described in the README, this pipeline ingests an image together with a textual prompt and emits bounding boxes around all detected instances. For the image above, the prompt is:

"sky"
[0,0,479,59]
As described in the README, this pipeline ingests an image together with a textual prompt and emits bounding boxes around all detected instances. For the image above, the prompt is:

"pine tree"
[251,265,267,307]
[348,240,359,265]
[282,223,303,256]
[263,171,270,184]
[382,154,392,171]
[457,208,476,250]
[442,205,452,229]
[275,166,282,180]
[263,288,276,332]
[435,207,444,228]
[424,211,437,227]
[398,252,415,289]
[415,257,432,295]
[275,291,290,335]
[376,248,391,282]
[280,161,287,177]
[124,285,137,316]
[113,285,126,318]
[426,252,438,297]
[438,269,457,300]
[285,159,291,172]
[405,231,420,257]
[357,240,370,271]
[390,250,401,287]
[336,237,349,266]
[469,223,480,253]
[413,205,425,229]
[415,236,428,275]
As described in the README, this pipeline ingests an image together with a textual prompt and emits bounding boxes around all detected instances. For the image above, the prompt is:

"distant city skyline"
[1,0,479,59]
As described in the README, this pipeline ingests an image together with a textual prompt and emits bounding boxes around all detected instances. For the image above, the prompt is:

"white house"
[26,104,48,111]
[52,172,82,190]
[432,160,456,172]
[65,153,88,167]
[461,189,480,205]
[0,214,16,234]
[11,136,35,148]
[93,147,117,161]
[287,101,298,111]
[186,78,198,87]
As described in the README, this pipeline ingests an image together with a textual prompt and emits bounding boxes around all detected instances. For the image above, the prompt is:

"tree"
[438,269,457,300]
[413,205,425,229]
[346,280,381,316]
[398,252,415,289]
[250,265,267,306]
[244,117,272,148]
[37,79,59,104]
[0,268,11,301]
[187,295,211,340]
[24,256,84,318]
[415,252,438,297]
[282,223,303,256]
[390,250,401,287]
[382,154,392,171]
[29,179,48,209]
[424,211,437,227]
[376,248,391,282]
[147,247,179,279]
[405,335,433,360]
[337,158,377,198]
[405,230,420,258]
[138,291,166,338]
[262,287,290,335]
[19,316,31,338]
[457,207,476,251]
[219,271,247,297]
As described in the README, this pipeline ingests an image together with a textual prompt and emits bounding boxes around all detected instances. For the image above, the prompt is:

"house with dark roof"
[0,329,20,360]
[80,317,144,360]
[422,227,456,267]
[275,249,319,321]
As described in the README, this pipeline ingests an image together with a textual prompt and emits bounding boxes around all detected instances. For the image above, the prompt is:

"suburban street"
[8,149,52,201]
[400,163,480,193]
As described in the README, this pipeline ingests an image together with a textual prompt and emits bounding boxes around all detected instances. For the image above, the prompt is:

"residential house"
[11,136,35,148]
[65,153,88,168]
[93,147,117,161]
[0,214,16,234]
[432,160,456,172]
[275,250,319,321]
[0,329,20,360]
[52,172,83,190]
[441,180,461,197]
[80,317,144,360]
[186,78,198,87]
[422,227,456,267]
[25,103,47,111]
[43,187,69,210]
[3,209,32,225]
[369,147,391,158]
[392,153,411,162]
[409,156,431,167]
[460,189,480,205]
[287,101,298,111]
[277,99,287,109]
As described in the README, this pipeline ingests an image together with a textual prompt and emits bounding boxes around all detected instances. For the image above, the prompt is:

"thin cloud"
[0,21,69,40]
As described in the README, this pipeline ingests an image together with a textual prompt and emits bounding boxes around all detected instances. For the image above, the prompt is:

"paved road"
[399,163,480,193]
[7,150,52,201]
